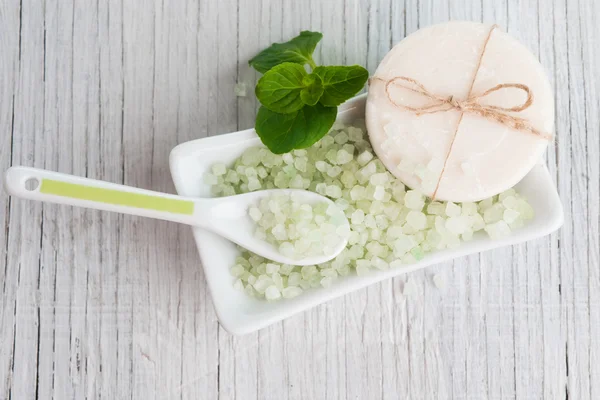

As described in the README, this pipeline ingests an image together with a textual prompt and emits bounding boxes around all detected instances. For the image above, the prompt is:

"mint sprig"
[249,31,368,154]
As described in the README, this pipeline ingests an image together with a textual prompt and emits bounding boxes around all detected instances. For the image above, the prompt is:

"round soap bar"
[366,21,554,202]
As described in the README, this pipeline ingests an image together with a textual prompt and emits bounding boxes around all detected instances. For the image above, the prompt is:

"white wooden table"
[1,0,598,399]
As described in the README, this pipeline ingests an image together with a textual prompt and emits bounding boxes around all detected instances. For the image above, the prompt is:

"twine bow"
[369,25,552,199]
[374,76,552,140]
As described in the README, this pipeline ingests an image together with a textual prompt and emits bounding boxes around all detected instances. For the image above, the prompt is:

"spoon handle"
[4,166,200,225]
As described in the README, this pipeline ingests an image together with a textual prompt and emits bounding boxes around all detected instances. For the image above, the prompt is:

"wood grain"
[0,0,598,399]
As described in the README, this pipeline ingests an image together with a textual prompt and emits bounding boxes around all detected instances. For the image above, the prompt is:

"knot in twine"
[368,24,552,199]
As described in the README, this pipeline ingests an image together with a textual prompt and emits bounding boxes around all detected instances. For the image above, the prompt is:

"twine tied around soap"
[372,76,552,140]
[369,24,552,199]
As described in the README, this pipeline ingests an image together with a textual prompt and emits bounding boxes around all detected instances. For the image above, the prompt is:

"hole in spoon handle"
[24,178,40,191]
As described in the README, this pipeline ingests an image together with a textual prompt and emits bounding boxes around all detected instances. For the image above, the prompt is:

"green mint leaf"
[248,31,322,74]
[300,74,324,106]
[255,104,337,154]
[313,65,369,107]
[255,63,308,114]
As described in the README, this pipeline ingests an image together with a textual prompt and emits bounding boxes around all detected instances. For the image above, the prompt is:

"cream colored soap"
[366,21,553,202]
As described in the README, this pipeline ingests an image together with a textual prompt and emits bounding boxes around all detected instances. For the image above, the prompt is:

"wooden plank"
[0,0,21,398]
[4,0,45,398]
[96,0,124,398]
[537,0,567,398]
[37,0,75,398]
[507,2,547,399]
[70,2,102,398]
[564,0,592,397]
[120,0,156,398]
[578,0,600,399]
[41,1,81,397]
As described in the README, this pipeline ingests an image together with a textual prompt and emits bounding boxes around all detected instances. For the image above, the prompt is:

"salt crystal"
[502,196,518,210]
[326,185,343,198]
[248,207,262,222]
[470,214,485,231]
[315,160,330,172]
[432,273,446,290]
[483,204,504,223]
[253,275,273,293]
[234,83,247,97]
[279,242,295,257]
[230,264,245,277]
[503,209,520,224]
[370,173,389,186]
[484,220,511,239]
[445,202,461,217]
[427,202,445,215]
[445,216,466,234]
[347,126,364,141]
[320,135,335,148]
[265,263,280,275]
[461,202,478,216]
[327,166,342,178]
[212,163,227,176]
[334,131,349,144]
[404,190,425,210]
[316,182,327,195]
[204,172,218,185]
[371,256,389,270]
[350,186,366,201]
[406,211,427,230]
[499,188,517,201]
[265,285,282,301]
[356,266,370,276]
[373,186,385,201]
[337,149,353,164]
[247,178,261,191]
[357,151,374,166]
[351,209,365,224]
[294,158,307,172]
[410,246,424,261]
[288,272,302,286]
[282,286,302,299]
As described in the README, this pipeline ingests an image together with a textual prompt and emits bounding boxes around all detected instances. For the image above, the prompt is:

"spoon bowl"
[3,166,349,266]
[193,189,349,266]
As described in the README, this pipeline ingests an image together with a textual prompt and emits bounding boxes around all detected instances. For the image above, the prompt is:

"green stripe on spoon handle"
[4,166,199,225]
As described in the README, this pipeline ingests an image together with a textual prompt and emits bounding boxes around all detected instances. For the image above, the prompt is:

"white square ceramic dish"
[169,94,564,335]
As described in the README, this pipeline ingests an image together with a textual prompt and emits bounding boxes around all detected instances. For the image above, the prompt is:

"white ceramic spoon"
[4,166,349,266]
